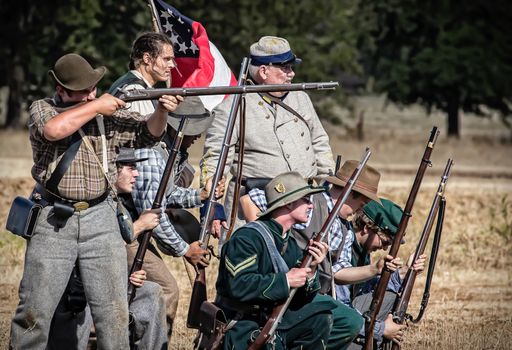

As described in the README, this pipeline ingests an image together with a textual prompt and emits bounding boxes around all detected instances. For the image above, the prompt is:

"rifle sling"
[45,132,82,196]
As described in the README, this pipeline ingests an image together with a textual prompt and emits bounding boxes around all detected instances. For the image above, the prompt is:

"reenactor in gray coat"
[201,36,335,240]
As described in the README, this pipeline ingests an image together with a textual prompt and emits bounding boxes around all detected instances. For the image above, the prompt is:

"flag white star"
[178,41,188,53]
[169,31,179,44]
[177,16,184,24]
[163,22,173,33]
[160,10,171,21]
[189,41,199,54]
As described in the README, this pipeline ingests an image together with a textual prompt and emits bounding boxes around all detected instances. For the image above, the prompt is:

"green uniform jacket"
[216,218,337,349]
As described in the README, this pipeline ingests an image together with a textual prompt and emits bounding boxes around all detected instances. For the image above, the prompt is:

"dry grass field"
[0,99,511,349]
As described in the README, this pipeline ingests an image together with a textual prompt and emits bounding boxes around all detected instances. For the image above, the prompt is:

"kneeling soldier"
[215,171,363,350]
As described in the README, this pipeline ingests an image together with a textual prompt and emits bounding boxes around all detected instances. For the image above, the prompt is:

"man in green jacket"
[216,171,363,349]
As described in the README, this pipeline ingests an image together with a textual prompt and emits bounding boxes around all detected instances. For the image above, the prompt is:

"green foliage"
[1,0,366,126]
[0,0,151,123]
[358,0,512,136]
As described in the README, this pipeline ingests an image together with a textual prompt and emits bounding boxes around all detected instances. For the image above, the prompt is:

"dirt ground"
[0,105,511,349]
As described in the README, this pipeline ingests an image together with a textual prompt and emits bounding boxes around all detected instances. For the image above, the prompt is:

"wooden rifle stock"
[387,159,452,350]
[127,117,186,304]
[248,148,372,350]
[186,58,251,329]
[117,81,339,102]
[362,127,440,350]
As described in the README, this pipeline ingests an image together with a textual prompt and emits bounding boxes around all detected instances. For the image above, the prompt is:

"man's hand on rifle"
[200,176,226,202]
[94,94,126,116]
[383,314,406,344]
[184,241,209,267]
[401,253,427,279]
[156,95,183,113]
[129,269,147,288]
[286,267,311,288]
[376,255,402,274]
[308,240,329,269]
[211,219,228,239]
[133,208,162,238]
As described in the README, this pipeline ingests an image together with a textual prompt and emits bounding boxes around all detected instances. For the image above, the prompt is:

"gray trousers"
[347,291,397,350]
[47,281,167,350]
[10,199,130,350]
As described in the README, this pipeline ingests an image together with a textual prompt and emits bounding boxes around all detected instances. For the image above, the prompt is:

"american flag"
[151,0,237,111]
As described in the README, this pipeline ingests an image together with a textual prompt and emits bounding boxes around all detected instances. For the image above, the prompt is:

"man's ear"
[143,52,151,64]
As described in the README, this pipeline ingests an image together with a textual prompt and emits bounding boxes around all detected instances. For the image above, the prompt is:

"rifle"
[186,57,251,329]
[362,126,440,350]
[384,159,453,350]
[127,116,187,304]
[117,82,339,102]
[248,148,372,350]
[225,90,247,241]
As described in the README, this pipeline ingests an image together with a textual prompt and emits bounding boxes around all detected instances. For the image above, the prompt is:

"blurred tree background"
[0,0,511,136]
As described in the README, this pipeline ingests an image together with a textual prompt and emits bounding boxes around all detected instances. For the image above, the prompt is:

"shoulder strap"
[261,92,308,126]
[246,221,289,273]
[45,132,82,195]
[110,72,158,110]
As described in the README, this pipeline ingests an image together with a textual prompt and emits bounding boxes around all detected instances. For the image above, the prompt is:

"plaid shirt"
[132,148,202,256]
[29,96,160,200]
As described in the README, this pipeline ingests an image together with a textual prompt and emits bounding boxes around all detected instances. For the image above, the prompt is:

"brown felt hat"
[325,160,382,204]
[48,53,106,91]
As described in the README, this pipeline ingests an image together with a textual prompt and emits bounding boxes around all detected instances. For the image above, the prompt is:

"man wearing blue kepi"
[215,172,363,350]
[201,36,335,239]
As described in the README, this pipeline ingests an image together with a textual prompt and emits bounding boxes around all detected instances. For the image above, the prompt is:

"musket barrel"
[118,82,339,102]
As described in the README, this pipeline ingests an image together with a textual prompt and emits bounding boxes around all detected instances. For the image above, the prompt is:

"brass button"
[294,118,298,122]
[306,146,310,151]
[280,140,284,144]
[266,115,270,119]
[286,154,290,159]
[301,132,304,136]
[258,101,263,106]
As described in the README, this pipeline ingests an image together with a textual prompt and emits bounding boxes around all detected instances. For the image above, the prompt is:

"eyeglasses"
[267,63,294,72]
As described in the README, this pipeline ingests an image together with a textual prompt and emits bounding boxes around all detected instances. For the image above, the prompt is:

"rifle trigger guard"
[207,245,219,259]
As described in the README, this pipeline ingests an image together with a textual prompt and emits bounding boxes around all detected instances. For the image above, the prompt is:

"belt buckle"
[73,201,89,211]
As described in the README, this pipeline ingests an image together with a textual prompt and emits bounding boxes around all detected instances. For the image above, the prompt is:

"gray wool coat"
[201,90,335,236]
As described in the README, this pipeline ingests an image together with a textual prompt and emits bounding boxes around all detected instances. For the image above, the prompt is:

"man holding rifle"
[333,199,426,349]
[216,172,362,349]
[10,52,182,349]
[201,35,335,237]
[109,32,225,342]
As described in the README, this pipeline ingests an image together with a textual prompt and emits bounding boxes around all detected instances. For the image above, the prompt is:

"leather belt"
[215,295,263,315]
[34,184,109,212]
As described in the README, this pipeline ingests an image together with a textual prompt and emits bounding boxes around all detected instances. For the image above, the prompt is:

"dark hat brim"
[257,185,325,217]
[165,208,200,243]
[167,112,213,136]
[166,97,213,135]
[48,66,106,91]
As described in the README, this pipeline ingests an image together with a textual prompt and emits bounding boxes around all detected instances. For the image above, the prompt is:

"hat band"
[337,175,377,193]
[266,185,313,209]
[250,51,295,66]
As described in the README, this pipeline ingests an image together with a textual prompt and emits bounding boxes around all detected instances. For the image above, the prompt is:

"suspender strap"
[246,221,289,273]
[45,132,82,195]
